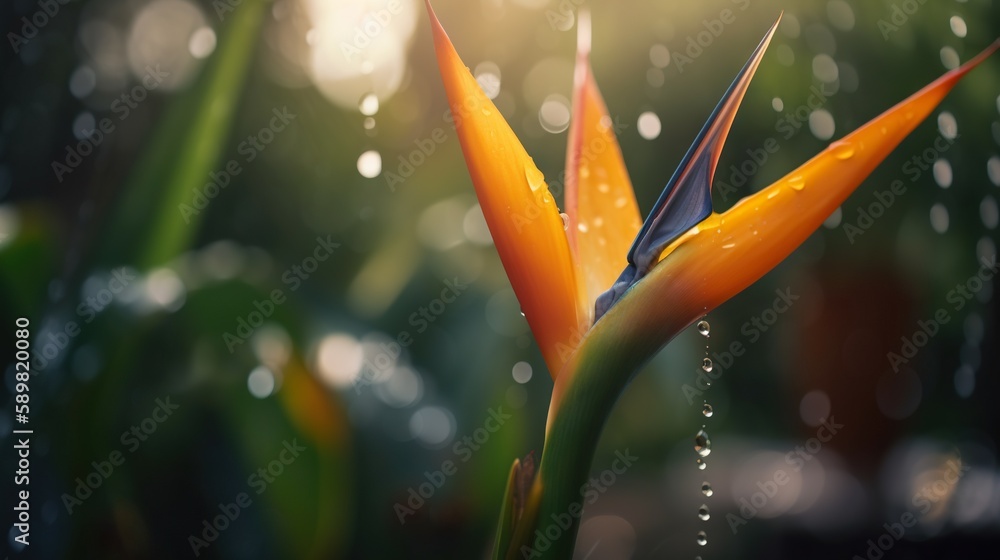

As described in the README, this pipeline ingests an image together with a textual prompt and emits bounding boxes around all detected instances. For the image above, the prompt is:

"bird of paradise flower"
[423,2,998,558]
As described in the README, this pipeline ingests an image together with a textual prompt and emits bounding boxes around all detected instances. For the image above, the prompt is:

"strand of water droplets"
[695,319,713,554]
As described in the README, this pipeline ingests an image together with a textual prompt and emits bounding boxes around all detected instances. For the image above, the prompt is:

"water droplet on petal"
[701,482,713,497]
[560,212,569,230]
[702,403,714,417]
[831,141,855,160]
[698,504,711,521]
[788,175,805,191]
[701,358,713,372]
[696,531,708,546]
[694,429,711,457]
[525,166,546,192]
[697,320,710,337]
[697,458,707,470]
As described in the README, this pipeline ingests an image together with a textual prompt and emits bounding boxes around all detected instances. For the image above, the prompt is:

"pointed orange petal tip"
[647,38,1000,330]
[424,1,585,378]
[552,38,998,426]
[564,8,641,319]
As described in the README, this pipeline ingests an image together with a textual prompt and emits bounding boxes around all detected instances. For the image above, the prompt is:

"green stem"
[508,333,653,559]
[508,289,696,559]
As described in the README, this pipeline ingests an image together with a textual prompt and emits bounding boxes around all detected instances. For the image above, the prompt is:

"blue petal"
[594,15,781,321]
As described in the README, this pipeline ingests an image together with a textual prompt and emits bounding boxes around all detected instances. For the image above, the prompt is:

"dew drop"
[701,482,713,497]
[694,429,711,457]
[525,166,546,192]
[788,175,806,191]
[696,531,708,546]
[696,458,707,470]
[697,320,710,337]
[701,358,713,372]
[702,403,713,417]
[831,141,855,160]
[698,504,711,521]
[560,212,569,230]
[597,182,610,193]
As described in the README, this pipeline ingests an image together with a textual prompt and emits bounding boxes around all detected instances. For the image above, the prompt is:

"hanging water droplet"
[702,403,713,417]
[697,320,710,337]
[698,504,711,521]
[525,166,546,192]
[701,358,713,372]
[519,309,525,317]
[694,429,711,457]
[696,458,707,470]
[788,175,806,191]
[560,212,569,230]
[696,531,708,546]
[831,141,855,160]
[701,482,713,497]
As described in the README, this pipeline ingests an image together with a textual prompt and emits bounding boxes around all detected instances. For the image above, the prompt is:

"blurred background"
[1,0,999,558]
